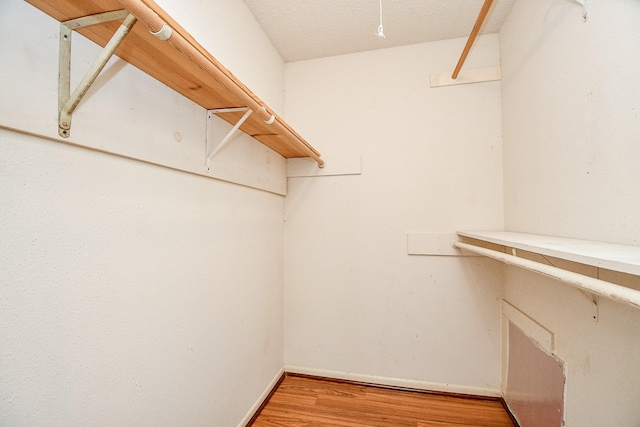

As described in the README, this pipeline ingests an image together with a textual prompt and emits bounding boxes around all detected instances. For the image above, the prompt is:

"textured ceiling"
[243,0,516,62]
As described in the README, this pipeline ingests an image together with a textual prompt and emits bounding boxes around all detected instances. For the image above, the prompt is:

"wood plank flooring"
[249,374,517,427]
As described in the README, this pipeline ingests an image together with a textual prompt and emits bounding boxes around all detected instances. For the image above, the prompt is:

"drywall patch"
[501,301,565,427]
[501,300,555,353]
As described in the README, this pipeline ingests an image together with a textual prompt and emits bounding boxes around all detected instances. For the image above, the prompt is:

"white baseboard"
[284,365,501,398]
[238,364,502,426]
[237,366,285,427]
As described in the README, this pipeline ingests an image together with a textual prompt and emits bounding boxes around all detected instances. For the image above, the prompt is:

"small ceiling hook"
[376,0,385,38]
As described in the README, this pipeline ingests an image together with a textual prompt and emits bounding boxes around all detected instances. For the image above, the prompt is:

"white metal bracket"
[531,249,599,322]
[206,107,253,170]
[58,10,137,138]
[578,290,599,322]
[574,0,588,21]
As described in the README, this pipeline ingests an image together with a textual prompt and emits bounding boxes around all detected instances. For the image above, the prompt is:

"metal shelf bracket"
[574,0,588,21]
[206,107,254,170]
[58,10,136,138]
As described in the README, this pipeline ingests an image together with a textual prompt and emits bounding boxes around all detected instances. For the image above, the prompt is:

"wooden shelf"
[457,231,640,276]
[25,0,323,165]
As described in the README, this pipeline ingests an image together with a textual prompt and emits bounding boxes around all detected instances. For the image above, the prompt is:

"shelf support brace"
[452,0,494,79]
[453,240,640,310]
[58,10,137,138]
[206,107,254,170]
[574,0,589,21]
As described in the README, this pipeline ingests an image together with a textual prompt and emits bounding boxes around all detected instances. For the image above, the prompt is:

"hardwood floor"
[249,374,517,427]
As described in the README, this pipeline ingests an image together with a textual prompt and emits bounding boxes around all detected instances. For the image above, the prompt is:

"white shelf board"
[457,231,640,276]
[287,154,362,178]
[407,232,479,256]
[430,67,501,88]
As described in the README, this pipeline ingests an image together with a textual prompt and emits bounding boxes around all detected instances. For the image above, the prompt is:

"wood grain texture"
[24,0,322,161]
[452,0,495,79]
[249,374,517,427]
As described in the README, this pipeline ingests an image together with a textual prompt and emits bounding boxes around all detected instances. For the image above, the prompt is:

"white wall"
[1,0,287,196]
[155,0,285,113]
[283,36,506,393]
[501,0,640,244]
[500,0,640,425]
[0,1,285,425]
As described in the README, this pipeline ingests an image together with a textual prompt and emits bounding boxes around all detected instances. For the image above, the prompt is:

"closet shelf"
[25,0,324,167]
[456,231,640,276]
[454,231,640,310]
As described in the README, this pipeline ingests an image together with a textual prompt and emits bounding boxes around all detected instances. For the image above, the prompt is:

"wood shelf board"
[25,0,319,159]
[457,230,640,276]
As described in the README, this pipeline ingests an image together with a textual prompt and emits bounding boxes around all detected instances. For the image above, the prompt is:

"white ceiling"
[242,0,516,63]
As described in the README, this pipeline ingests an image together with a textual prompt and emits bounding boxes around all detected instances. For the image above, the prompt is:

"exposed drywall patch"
[502,300,555,354]
[505,321,565,427]
[501,301,565,426]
